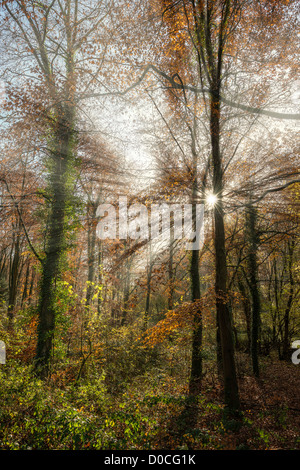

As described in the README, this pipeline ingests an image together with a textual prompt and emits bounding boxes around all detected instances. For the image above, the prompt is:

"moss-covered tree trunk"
[35,108,75,377]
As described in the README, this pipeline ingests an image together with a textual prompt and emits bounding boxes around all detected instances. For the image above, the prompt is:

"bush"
[103,325,161,394]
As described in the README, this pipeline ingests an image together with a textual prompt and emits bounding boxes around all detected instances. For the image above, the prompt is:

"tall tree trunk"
[86,202,98,307]
[188,130,202,397]
[211,87,240,412]
[143,240,152,331]
[273,259,280,351]
[97,239,103,317]
[35,109,75,377]
[7,228,21,330]
[28,268,35,305]
[189,239,202,396]
[121,251,131,326]
[0,252,8,306]
[246,202,261,377]
[237,276,251,352]
[34,6,77,377]
[282,239,295,360]
[168,214,175,311]
[21,261,30,307]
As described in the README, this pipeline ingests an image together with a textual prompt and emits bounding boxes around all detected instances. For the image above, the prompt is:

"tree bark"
[35,109,75,377]
[168,214,175,311]
[282,239,295,360]
[237,276,251,352]
[211,87,240,411]
[189,242,202,396]
[7,226,21,330]
[121,251,131,326]
[86,202,98,307]
[143,240,152,331]
[246,202,261,377]
[188,129,203,397]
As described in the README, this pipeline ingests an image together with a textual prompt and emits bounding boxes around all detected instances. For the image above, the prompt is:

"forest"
[0,0,299,453]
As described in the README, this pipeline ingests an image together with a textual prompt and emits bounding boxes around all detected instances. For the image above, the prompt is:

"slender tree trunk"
[121,253,131,326]
[246,202,261,377]
[21,261,30,307]
[86,203,98,307]
[0,253,8,305]
[237,276,251,352]
[143,240,152,331]
[189,243,202,396]
[273,259,280,351]
[7,229,21,330]
[28,268,35,305]
[211,87,240,412]
[168,215,175,311]
[282,239,295,360]
[97,239,103,316]
[188,136,202,396]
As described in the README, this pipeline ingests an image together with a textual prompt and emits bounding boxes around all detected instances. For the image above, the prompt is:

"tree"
[142,0,300,412]
[0,0,121,376]
[245,199,261,377]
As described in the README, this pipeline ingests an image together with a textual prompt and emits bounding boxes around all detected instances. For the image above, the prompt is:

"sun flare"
[206,192,218,208]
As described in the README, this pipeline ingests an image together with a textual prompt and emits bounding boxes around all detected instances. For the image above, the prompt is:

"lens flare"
[206,193,218,208]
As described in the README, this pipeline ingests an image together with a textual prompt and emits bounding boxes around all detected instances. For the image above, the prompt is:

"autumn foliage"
[0,0,299,452]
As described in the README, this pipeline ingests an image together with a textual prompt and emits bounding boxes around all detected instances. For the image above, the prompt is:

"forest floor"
[217,356,299,450]
[235,357,300,450]
[0,352,299,450]
[139,354,300,450]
